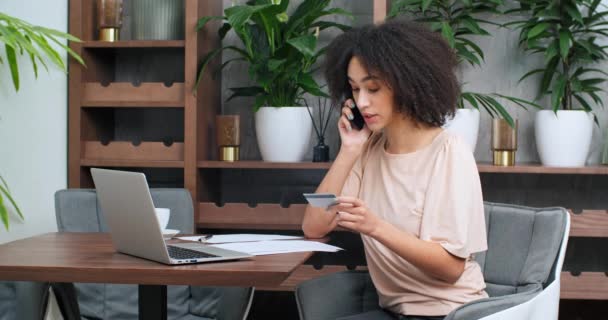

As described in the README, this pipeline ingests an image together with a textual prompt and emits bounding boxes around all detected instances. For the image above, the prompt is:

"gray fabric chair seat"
[296,202,568,320]
[54,188,253,320]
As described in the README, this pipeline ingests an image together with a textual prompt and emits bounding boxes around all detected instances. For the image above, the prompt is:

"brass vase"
[492,119,518,166]
[97,0,123,41]
[216,115,240,162]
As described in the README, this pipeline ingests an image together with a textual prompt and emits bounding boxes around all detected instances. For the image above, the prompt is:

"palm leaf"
[0,194,8,231]
[5,44,19,90]
[0,176,24,221]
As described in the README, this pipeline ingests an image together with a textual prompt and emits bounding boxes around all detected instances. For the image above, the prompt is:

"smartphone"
[345,96,365,130]
[303,193,339,210]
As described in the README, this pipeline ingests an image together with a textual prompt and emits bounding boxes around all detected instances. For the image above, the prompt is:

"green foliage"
[0,12,84,91]
[389,0,541,127]
[507,0,608,117]
[0,12,85,230]
[0,175,23,231]
[196,0,352,111]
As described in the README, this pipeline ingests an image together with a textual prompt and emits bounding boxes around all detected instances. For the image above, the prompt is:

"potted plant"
[196,0,351,162]
[0,12,84,230]
[389,0,540,152]
[509,0,607,167]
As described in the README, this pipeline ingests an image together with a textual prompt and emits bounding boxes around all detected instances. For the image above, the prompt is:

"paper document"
[210,240,343,256]
[176,233,304,244]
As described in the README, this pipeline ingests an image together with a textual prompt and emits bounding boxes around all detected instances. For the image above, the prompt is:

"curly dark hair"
[324,19,459,127]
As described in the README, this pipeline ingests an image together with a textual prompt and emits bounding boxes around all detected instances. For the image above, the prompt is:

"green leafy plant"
[389,0,541,127]
[0,12,84,90]
[0,12,84,230]
[507,0,608,120]
[195,0,352,111]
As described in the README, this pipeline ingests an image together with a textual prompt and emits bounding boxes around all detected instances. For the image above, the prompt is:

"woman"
[302,20,488,320]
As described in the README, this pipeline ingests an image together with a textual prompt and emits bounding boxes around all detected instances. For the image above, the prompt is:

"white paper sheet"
[209,240,343,256]
[176,233,304,244]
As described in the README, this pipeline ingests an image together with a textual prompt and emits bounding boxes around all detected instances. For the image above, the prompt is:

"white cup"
[155,208,170,230]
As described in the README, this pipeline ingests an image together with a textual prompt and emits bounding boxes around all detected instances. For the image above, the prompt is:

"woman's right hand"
[339,99,372,153]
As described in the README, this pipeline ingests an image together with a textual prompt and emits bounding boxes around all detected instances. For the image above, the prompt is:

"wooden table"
[0,232,314,320]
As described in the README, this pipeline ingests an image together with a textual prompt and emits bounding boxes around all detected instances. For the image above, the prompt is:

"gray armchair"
[54,188,254,320]
[0,281,16,320]
[295,202,569,320]
[0,281,79,320]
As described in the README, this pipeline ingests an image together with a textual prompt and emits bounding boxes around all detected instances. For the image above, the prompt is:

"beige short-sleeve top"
[341,130,488,316]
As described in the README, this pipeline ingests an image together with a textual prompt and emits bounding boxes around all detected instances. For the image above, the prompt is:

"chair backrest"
[54,188,255,320]
[0,282,16,320]
[445,202,569,320]
[475,202,568,297]
[55,188,194,234]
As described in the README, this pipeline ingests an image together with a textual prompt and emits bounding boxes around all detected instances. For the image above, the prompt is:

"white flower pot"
[535,110,593,167]
[443,109,480,152]
[255,106,313,162]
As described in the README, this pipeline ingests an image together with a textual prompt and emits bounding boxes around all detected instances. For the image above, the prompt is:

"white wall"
[0,0,68,243]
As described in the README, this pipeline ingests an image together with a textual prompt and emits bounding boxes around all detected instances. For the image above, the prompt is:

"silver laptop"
[90,168,252,265]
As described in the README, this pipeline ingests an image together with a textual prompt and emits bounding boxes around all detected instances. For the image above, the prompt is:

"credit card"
[303,193,339,209]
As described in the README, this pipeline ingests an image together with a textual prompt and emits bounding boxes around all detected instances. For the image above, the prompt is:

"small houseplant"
[196,0,351,162]
[508,0,608,166]
[0,12,84,230]
[389,0,540,151]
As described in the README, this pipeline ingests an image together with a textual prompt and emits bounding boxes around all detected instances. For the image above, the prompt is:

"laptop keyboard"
[167,245,218,260]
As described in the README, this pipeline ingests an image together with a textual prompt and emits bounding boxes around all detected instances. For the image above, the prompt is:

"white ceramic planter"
[255,106,313,162]
[535,110,593,167]
[443,108,480,152]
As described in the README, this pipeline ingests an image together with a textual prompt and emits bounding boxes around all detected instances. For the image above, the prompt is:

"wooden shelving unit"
[198,160,332,169]
[82,141,184,161]
[569,210,608,238]
[81,82,185,107]
[198,202,307,230]
[561,272,608,300]
[68,0,221,189]
[199,160,608,174]
[80,159,185,168]
[477,163,608,175]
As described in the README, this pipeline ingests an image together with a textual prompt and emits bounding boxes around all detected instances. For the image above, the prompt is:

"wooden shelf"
[198,161,332,169]
[197,203,608,238]
[569,210,608,238]
[477,163,608,175]
[81,82,185,107]
[82,141,184,161]
[197,161,608,174]
[198,202,307,230]
[561,272,608,300]
[80,159,184,168]
[261,268,608,297]
[82,40,185,48]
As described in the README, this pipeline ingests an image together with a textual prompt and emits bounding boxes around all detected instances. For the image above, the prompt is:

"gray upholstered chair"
[295,202,570,320]
[54,188,254,320]
[0,281,16,320]
[0,281,76,320]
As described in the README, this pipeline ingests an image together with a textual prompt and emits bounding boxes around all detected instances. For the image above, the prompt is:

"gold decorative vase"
[216,115,240,162]
[492,119,518,166]
[97,0,123,41]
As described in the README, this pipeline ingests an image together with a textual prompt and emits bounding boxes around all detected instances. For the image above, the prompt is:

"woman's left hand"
[331,196,383,237]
